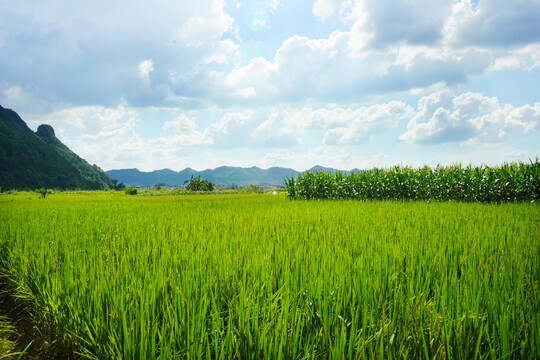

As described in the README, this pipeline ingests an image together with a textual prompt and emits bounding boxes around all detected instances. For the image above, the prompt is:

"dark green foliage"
[0,105,118,191]
[183,175,215,191]
[124,187,138,195]
[285,159,540,203]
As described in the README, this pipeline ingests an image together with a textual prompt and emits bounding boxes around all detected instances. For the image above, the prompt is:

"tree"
[184,175,215,191]
[155,182,166,190]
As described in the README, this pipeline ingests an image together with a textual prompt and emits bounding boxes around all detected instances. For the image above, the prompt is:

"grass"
[0,192,539,358]
[0,315,16,357]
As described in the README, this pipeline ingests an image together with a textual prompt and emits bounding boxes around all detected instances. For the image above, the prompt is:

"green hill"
[106,166,301,186]
[0,105,118,191]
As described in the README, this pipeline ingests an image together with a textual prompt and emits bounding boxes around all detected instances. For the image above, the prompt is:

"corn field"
[0,193,539,359]
[285,159,540,202]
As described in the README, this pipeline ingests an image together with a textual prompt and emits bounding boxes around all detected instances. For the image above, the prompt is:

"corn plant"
[285,159,540,202]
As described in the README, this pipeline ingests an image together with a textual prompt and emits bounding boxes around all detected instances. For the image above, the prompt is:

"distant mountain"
[0,105,118,191]
[106,165,359,186]
[106,166,300,186]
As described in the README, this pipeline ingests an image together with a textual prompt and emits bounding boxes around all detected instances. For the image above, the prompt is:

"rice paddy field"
[0,191,539,359]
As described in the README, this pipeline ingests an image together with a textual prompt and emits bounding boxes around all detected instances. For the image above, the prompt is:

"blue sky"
[1,0,539,171]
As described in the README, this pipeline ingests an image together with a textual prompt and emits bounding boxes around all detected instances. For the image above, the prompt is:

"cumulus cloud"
[163,113,197,133]
[175,1,235,48]
[320,102,413,145]
[232,87,257,98]
[0,0,238,107]
[221,31,491,105]
[2,0,539,112]
[489,44,540,71]
[285,102,412,132]
[46,106,142,169]
[316,0,540,49]
[205,111,253,138]
[220,0,540,105]
[138,60,154,81]
[443,0,540,47]
[313,0,353,21]
[248,101,413,148]
[34,105,136,138]
[2,0,540,175]
[400,91,539,144]
[251,111,299,148]
[349,0,453,49]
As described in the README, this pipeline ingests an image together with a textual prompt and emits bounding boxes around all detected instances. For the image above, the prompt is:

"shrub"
[125,187,138,195]
[239,185,264,194]
[35,188,50,199]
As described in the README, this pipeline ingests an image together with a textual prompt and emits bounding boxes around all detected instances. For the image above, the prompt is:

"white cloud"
[217,1,540,106]
[221,30,491,105]
[2,0,540,173]
[265,0,282,13]
[265,101,413,145]
[175,1,235,48]
[252,17,267,28]
[0,0,239,107]
[251,111,299,148]
[205,111,253,137]
[53,106,141,168]
[400,91,540,144]
[232,87,257,98]
[3,0,539,112]
[2,85,37,111]
[488,44,540,71]
[443,0,540,47]
[312,0,353,22]
[346,0,453,49]
[3,85,25,104]
[150,132,211,149]
[138,60,154,78]
[323,0,540,50]
[322,102,413,145]
[284,102,412,133]
[34,105,135,137]
[163,113,197,133]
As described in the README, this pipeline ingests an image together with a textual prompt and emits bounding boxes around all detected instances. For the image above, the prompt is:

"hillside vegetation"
[0,105,118,191]
[106,166,302,186]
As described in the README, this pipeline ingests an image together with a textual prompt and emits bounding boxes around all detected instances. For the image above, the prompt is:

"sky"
[1,0,539,172]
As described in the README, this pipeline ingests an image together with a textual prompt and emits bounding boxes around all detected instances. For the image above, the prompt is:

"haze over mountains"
[106,165,354,187]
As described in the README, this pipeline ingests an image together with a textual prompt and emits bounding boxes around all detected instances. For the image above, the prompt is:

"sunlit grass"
[0,193,539,358]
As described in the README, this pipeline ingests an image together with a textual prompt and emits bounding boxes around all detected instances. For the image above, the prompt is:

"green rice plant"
[285,159,540,202]
[0,193,538,358]
[0,315,16,357]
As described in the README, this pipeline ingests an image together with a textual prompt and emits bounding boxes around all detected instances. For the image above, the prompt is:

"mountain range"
[106,165,359,187]
[0,105,118,191]
[0,104,358,189]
